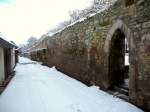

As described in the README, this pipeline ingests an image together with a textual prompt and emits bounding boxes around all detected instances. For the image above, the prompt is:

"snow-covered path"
[0,57,143,112]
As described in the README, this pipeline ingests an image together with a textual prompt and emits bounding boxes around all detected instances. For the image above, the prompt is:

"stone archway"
[104,20,136,96]
[104,20,132,54]
[109,29,126,86]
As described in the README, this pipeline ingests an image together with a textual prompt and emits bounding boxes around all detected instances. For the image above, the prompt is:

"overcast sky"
[0,0,91,45]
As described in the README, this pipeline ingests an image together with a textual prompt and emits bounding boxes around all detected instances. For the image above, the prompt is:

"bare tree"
[45,0,114,38]
[47,20,71,35]
[69,0,113,22]
[27,37,37,45]
[19,37,37,53]
[69,10,81,22]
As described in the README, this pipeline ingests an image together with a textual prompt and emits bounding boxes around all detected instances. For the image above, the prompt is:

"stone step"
[106,90,129,102]
[118,84,129,90]
[114,86,129,96]
[116,94,130,102]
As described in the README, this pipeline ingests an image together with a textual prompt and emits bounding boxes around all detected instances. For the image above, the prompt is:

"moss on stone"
[100,18,111,26]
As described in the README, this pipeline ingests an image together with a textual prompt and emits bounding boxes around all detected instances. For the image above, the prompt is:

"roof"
[0,37,17,48]
[30,48,47,52]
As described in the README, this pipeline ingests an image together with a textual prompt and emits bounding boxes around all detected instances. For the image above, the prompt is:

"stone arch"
[104,20,136,95]
[108,29,126,86]
[104,19,132,54]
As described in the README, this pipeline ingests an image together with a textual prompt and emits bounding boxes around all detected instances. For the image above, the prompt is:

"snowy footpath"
[0,57,143,112]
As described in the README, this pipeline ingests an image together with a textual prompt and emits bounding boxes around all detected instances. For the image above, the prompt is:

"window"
[125,0,134,6]
[43,49,46,54]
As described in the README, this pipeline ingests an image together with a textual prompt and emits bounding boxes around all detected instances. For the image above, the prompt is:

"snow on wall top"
[39,0,118,42]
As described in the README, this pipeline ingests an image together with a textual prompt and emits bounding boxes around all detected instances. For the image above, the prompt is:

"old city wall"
[29,0,150,110]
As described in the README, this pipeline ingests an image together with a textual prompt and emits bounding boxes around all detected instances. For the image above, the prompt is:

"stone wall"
[29,0,150,110]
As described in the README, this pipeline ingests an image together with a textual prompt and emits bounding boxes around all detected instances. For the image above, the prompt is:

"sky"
[0,0,91,45]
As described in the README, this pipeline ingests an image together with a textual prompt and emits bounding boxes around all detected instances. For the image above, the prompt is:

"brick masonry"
[27,0,150,110]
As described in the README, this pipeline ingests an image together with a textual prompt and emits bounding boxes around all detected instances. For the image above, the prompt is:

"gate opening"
[109,29,129,96]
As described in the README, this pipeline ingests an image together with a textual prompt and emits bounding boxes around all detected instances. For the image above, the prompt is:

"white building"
[0,37,18,84]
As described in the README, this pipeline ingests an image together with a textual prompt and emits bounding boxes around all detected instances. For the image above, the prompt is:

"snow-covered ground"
[0,57,142,112]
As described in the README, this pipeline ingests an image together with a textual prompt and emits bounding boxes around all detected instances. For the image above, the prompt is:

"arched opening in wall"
[109,29,129,95]
[125,0,134,7]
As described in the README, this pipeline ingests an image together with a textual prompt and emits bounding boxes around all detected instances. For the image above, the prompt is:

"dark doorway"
[109,29,129,95]
[4,48,11,79]
[125,0,134,7]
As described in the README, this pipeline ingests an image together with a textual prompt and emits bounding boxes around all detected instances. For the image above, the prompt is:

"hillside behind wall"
[29,0,150,110]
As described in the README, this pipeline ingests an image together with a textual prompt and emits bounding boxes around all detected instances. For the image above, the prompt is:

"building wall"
[11,47,16,71]
[28,0,150,110]
[0,47,4,84]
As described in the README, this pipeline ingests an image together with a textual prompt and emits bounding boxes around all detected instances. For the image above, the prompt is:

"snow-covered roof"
[0,32,18,48]
[0,37,17,48]
[30,48,47,52]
